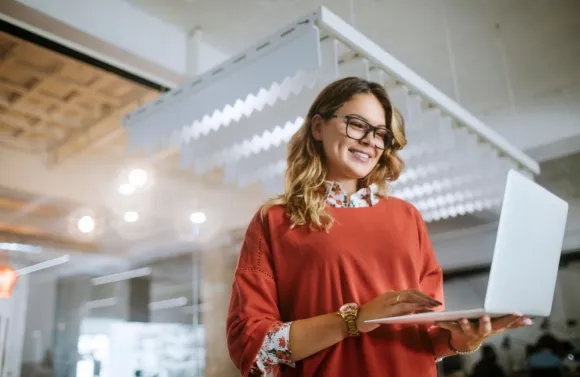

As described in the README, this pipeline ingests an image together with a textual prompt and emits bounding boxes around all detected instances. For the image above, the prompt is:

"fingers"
[388,302,430,317]
[405,289,442,306]
[437,315,534,337]
[500,315,533,330]
[459,318,475,336]
[435,321,462,332]
[490,314,521,331]
[386,289,441,307]
[479,316,492,337]
[436,318,475,335]
[490,314,533,332]
[375,289,443,319]
[407,289,442,306]
[514,317,533,327]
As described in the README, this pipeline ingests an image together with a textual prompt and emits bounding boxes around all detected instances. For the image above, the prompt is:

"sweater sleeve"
[414,208,449,357]
[226,210,294,376]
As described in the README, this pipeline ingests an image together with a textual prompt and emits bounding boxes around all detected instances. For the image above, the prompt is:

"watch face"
[340,303,358,313]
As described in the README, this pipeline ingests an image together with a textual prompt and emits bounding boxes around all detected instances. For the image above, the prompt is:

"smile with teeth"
[350,149,371,162]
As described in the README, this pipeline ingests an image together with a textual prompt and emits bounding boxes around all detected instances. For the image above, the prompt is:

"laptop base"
[365,308,513,325]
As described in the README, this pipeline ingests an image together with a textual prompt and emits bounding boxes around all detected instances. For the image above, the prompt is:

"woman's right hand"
[356,290,442,333]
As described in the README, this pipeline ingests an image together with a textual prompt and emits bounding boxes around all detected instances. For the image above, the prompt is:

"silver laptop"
[366,169,569,325]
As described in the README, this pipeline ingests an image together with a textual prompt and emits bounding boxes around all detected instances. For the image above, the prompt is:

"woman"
[226,77,532,377]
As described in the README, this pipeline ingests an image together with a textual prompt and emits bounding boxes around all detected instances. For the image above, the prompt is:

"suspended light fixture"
[122,7,540,222]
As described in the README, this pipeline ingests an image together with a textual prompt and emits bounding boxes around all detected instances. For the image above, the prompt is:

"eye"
[348,118,367,130]
[375,128,388,138]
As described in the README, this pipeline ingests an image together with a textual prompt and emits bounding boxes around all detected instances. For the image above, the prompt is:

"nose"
[360,130,374,146]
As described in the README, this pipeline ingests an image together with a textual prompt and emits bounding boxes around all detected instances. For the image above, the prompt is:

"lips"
[349,148,373,163]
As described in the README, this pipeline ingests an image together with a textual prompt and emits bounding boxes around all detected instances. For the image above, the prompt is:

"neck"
[326,177,358,196]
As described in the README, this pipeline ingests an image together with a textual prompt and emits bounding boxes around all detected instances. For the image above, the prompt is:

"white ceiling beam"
[186,27,230,77]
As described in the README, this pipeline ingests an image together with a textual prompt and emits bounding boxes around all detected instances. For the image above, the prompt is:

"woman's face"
[311,93,386,181]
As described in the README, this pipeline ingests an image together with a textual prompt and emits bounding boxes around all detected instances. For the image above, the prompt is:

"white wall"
[0,273,29,377]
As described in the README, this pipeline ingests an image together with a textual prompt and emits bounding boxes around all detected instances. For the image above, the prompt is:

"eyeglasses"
[328,114,394,150]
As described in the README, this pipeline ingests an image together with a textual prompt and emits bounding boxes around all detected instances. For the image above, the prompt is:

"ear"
[311,115,324,141]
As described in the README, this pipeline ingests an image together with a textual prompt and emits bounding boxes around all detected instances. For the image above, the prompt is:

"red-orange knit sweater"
[227,197,448,377]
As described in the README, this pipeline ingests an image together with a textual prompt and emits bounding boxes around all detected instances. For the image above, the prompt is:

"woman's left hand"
[435,314,533,352]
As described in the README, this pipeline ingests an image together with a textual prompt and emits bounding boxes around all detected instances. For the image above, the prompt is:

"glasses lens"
[374,128,389,149]
[346,118,368,140]
[346,118,390,149]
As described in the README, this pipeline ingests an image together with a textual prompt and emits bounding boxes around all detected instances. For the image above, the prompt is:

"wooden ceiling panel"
[0,31,159,159]
[0,35,17,59]
[59,61,100,85]
[0,60,38,89]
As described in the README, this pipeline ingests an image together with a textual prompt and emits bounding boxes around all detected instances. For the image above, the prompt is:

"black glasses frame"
[327,114,394,150]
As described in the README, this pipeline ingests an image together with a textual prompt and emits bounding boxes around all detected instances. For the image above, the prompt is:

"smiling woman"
[264,78,407,231]
[226,77,530,377]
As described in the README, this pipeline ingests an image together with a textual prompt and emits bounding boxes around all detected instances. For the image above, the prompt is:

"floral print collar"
[324,181,380,208]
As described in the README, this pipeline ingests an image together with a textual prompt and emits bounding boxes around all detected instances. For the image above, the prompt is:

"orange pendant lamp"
[0,263,18,299]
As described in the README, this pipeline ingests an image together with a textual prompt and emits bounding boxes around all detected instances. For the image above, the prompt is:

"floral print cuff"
[250,322,295,376]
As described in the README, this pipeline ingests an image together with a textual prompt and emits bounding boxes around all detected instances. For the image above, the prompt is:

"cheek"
[322,136,348,157]
[321,142,341,166]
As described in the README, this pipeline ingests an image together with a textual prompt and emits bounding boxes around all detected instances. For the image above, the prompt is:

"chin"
[343,165,375,180]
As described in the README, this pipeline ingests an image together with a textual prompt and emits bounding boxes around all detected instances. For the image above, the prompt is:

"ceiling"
[536,150,580,201]
[0,185,98,252]
[1,0,579,278]
[125,0,580,239]
[0,30,158,267]
[0,30,265,277]
[129,0,580,118]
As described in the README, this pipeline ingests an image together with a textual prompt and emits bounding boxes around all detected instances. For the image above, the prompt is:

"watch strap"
[337,303,361,337]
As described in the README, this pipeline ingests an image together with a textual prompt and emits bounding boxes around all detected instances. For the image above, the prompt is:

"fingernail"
[523,318,533,326]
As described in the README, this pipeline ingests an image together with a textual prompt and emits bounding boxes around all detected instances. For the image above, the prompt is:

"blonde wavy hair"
[263,77,407,231]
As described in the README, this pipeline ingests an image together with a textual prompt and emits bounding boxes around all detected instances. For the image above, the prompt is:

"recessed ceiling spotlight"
[118,183,135,195]
[128,168,148,187]
[189,211,206,224]
[123,211,139,223]
[77,215,96,234]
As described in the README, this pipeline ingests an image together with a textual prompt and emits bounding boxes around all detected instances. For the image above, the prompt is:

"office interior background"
[0,0,579,376]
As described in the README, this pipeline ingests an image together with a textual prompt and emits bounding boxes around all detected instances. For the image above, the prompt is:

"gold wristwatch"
[337,303,360,337]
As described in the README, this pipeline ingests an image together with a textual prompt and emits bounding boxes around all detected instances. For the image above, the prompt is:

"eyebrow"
[343,113,387,128]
